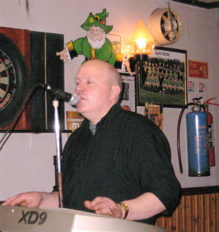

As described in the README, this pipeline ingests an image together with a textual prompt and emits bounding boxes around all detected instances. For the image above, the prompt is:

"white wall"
[0,0,219,200]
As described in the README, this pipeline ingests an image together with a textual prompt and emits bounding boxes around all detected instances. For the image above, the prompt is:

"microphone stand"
[52,98,63,208]
[0,83,67,207]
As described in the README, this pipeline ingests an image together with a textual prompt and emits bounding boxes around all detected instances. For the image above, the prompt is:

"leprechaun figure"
[56,9,116,66]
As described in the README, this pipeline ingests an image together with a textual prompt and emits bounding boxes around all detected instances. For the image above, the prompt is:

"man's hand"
[2,191,59,208]
[84,196,123,218]
[2,192,44,208]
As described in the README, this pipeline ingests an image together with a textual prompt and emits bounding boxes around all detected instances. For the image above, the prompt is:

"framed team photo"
[136,46,187,108]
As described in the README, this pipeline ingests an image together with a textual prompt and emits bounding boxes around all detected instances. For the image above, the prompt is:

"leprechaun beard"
[87,31,106,49]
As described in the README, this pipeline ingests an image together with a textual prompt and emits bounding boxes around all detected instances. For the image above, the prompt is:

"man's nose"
[75,83,84,93]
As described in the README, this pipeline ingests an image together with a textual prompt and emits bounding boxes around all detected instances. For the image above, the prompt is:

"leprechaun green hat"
[81,9,113,34]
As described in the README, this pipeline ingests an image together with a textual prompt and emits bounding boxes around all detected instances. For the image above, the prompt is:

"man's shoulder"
[117,109,156,129]
[68,119,89,138]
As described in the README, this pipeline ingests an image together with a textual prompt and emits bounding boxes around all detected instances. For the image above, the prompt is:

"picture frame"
[107,32,122,54]
[135,46,187,108]
[120,73,136,112]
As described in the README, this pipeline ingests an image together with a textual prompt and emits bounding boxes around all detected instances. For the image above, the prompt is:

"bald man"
[3,60,180,225]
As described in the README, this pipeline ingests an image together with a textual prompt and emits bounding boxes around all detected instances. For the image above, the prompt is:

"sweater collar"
[82,103,122,132]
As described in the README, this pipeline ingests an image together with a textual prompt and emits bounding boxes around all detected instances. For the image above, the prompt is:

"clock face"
[148,8,182,45]
[0,33,28,127]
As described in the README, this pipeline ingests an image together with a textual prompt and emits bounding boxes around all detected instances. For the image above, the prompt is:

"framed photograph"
[120,73,136,112]
[107,32,122,54]
[145,103,163,130]
[135,46,187,108]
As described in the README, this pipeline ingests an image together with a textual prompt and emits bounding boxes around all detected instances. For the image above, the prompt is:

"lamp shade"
[128,19,155,55]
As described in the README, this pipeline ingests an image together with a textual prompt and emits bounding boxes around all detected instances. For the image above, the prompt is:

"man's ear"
[110,85,121,101]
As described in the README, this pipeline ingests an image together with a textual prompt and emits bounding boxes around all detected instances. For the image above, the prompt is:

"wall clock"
[148,8,182,45]
[0,33,28,127]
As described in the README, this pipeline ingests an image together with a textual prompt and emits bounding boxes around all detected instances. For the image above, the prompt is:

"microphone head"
[68,94,80,106]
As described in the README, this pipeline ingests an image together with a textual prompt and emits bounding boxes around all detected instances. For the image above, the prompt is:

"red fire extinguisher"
[204,98,219,167]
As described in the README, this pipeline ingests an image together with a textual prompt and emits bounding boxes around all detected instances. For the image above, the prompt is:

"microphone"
[41,84,80,106]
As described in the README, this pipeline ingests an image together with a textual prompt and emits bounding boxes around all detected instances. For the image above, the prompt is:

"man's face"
[75,62,113,124]
[87,25,103,42]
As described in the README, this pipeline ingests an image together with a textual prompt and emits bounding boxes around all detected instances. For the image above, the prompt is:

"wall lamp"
[127,19,156,88]
[128,19,155,56]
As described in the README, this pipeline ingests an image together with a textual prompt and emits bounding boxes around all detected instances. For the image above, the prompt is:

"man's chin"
[76,104,85,113]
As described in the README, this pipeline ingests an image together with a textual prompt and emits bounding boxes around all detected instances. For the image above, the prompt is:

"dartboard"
[0,33,28,127]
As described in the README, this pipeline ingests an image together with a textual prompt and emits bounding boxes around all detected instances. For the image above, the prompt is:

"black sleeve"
[130,117,181,215]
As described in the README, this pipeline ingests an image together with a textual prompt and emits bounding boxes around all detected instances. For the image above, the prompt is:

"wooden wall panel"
[156,192,219,232]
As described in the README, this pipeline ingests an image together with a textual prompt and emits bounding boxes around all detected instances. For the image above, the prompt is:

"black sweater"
[61,103,181,224]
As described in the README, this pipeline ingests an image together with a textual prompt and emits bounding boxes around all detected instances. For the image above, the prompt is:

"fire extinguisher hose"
[177,103,194,174]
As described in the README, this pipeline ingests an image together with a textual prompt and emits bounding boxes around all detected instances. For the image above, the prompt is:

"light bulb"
[136,39,146,50]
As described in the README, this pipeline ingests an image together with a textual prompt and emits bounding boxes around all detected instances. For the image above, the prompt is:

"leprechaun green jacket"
[67,37,116,65]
